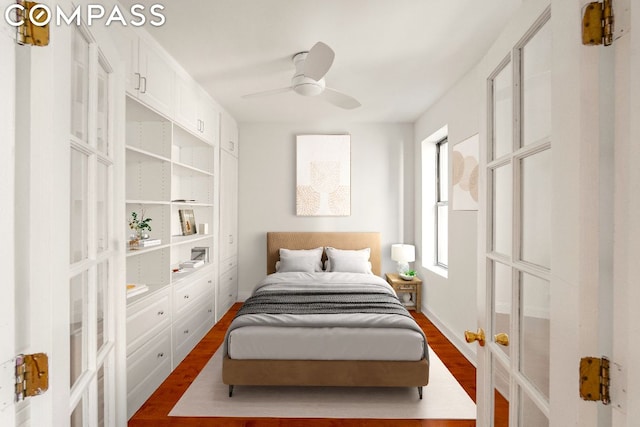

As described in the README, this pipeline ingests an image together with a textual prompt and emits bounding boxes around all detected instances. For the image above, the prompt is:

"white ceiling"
[134,0,522,123]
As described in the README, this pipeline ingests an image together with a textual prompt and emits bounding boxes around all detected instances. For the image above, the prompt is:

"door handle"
[464,328,486,346]
[494,332,510,346]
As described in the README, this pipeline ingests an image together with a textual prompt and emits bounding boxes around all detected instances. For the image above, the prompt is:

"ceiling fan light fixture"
[242,42,360,109]
[292,74,325,96]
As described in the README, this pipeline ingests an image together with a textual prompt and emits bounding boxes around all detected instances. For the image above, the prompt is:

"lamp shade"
[391,244,415,263]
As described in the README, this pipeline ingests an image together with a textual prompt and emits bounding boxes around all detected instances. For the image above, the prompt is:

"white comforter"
[224,272,428,361]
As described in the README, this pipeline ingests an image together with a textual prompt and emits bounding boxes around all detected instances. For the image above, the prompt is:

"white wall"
[237,122,414,299]
[414,65,480,361]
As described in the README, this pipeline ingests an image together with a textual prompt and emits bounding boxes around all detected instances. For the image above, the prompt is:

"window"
[435,138,448,268]
[421,125,448,275]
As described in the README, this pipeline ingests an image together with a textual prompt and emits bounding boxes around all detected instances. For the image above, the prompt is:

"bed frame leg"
[418,386,423,400]
[228,385,234,397]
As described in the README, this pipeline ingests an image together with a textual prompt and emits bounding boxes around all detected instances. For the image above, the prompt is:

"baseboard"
[422,307,477,367]
[237,291,250,302]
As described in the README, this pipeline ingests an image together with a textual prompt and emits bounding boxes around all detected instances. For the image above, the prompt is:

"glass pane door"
[485,12,551,427]
[69,25,117,427]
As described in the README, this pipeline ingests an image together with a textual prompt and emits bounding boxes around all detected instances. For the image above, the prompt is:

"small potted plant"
[128,210,152,248]
[400,269,417,280]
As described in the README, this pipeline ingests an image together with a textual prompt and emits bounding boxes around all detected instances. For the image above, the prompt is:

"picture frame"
[296,134,351,216]
[452,134,479,211]
[178,209,197,235]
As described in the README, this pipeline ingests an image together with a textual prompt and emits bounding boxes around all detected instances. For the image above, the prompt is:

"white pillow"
[329,257,372,274]
[278,247,324,272]
[276,256,318,273]
[325,247,370,260]
[325,247,372,273]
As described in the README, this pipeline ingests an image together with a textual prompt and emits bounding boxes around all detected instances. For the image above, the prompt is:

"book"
[180,260,204,269]
[178,209,196,235]
[138,238,161,247]
[126,283,149,298]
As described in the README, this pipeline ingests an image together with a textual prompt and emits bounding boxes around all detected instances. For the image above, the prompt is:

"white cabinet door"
[138,37,175,118]
[220,149,238,261]
[110,25,140,95]
[220,112,238,156]
[174,72,200,134]
[199,95,220,145]
[175,74,219,144]
[111,28,174,118]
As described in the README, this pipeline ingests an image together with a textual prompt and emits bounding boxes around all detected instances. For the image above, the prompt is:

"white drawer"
[174,319,212,368]
[127,327,172,393]
[172,296,214,353]
[126,289,171,355]
[217,267,237,320]
[127,354,171,419]
[173,274,213,315]
[219,267,237,297]
[220,256,237,273]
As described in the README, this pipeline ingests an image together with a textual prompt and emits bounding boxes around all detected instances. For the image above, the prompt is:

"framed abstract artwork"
[452,134,479,211]
[296,134,351,216]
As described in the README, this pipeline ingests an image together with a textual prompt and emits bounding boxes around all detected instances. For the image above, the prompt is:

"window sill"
[422,264,448,279]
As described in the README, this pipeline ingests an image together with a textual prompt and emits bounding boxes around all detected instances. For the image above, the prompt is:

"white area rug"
[169,348,476,419]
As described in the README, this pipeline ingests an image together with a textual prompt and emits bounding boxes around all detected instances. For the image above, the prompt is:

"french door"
[481,10,552,426]
[8,6,125,426]
[68,24,118,427]
[476,1,640,426]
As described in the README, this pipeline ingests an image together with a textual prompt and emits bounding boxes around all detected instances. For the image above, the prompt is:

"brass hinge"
[15,353,49,402]
[579,356,610,405]
[15,1,50,46]
[582,0,614,46]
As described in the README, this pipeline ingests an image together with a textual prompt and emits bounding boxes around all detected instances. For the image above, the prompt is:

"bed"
[222,232,430,399]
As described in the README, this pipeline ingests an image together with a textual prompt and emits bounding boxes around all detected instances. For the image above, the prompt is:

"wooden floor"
[129,303,481,427]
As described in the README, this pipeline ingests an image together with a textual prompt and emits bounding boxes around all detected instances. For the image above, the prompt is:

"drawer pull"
[157,310,164,316]
[208,280,212,284]
[157,352,164,358]
[184,295,190,299]
[208,309,212,313]
[184,329,189,334]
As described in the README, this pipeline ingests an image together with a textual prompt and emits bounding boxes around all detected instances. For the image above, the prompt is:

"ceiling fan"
[242,42,361,110]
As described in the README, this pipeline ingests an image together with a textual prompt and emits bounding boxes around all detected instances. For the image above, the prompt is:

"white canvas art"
[452,134,479,211]
[296,134,351,216]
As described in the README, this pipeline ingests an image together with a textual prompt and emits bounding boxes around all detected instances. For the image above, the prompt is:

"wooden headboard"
[266,232,381,276]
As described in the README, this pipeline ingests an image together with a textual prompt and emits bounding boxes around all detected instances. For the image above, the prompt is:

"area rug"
[169,347,476,420]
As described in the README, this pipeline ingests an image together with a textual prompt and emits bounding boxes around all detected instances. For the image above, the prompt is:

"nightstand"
[385,273,422,313]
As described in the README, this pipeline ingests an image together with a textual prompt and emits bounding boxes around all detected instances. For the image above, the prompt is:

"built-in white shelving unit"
[124,92,219,418]
[116,23,239,419]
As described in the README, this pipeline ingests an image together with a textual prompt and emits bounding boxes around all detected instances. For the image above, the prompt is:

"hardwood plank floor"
[129,303,479,427]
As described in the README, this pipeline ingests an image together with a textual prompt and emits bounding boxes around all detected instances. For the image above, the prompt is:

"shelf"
[172,161,214,177]
[125,283,169,306]
[171,263,214,284]
[171,234,213,245]
[126,145,171,163]
[171,201,213,207]
[127,200,171,205]
[126,243,171,257]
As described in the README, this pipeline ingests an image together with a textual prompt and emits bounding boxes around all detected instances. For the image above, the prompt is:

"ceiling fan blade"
[323,87,361,109]
[242,87,292,99]
[303,42,335,81]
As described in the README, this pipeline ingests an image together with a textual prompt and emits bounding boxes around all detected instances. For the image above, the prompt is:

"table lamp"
[391,244,415,276]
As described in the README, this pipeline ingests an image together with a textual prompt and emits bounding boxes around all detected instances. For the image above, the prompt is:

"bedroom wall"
[236,122,415,299]
[414,65,481,362]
